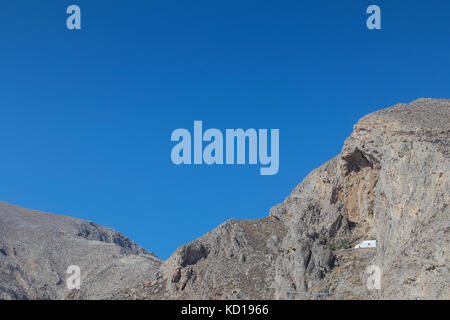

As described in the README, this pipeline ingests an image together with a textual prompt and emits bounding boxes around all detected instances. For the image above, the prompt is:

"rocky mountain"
[1,98,449,300]
[0,202,160,299]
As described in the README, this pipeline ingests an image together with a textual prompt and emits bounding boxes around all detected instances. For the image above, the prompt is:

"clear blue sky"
[1,1,449,259]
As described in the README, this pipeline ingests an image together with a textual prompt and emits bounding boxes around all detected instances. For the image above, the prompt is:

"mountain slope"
[0,202,160,299]
[1,98,449,300]
[146,98,449,300]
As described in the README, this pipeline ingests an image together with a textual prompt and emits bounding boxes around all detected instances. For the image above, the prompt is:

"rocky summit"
[1,98,449,300]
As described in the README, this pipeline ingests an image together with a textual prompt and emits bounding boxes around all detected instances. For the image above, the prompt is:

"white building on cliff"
[354,240,377,249]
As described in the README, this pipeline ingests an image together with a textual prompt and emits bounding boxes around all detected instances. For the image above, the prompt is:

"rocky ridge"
[1,98,449,300]
[0,202,160,299]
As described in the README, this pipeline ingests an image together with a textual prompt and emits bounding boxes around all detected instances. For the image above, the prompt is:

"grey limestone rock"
[0,202,160,299]
[1,98,449,300]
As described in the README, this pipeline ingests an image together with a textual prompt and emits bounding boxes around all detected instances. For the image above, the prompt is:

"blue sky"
[0,1,449,259]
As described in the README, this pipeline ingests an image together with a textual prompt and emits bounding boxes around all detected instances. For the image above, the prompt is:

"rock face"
[347,99,449,299]
[161,217,286,299]
[1,98,449,300]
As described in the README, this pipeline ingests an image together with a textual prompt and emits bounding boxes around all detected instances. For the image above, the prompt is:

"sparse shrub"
[339,239,350,249]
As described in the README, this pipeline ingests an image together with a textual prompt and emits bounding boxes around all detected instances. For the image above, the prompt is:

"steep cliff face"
[270,98,449,299]
[346,99,449,299]
[1,98,449,300]
[149,98,449,300]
